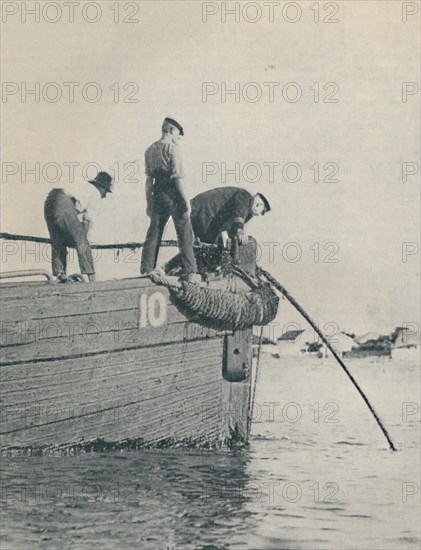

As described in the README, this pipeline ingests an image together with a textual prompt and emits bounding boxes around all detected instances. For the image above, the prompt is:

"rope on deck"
[0,232,177,250]
[148,271,279,331]
[1,232,279,330]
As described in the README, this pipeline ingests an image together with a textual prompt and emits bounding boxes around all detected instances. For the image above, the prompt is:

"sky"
[1,0,420,337]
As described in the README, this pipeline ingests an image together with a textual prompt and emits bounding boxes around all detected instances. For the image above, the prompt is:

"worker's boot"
[57,274,70,283]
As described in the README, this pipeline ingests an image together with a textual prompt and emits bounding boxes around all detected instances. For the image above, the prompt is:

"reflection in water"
[1,358,420,550]
[1,448,260,549]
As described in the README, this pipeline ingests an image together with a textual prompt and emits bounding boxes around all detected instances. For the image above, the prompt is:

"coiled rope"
[148,271,279,331]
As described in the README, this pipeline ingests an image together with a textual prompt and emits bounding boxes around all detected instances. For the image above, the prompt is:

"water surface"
[1,357,420,549]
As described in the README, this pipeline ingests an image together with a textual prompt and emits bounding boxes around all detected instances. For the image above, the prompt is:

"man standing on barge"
[141,117,201,284]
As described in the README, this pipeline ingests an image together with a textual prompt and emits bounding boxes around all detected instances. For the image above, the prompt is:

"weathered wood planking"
[1,339,220,383]
[1,370,224,436]
[0,280,225,365]
[1,285,184,323]
[0,325,221,366]
[2,392,224,449]
[0,277,152,300]
[0,274,253,450]
[1,345,222,406]
[1,356,223,409]
[1,337,223,425]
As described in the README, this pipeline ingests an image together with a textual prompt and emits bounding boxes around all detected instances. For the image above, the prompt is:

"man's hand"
[174,197,190,219]
[237,230,249,245]
[145,177,154,218]
[82,213,92,235]
[173,178,191,219]
[180,201,191,219]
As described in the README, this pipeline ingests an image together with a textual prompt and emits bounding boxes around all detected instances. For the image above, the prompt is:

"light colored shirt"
[62,182,101,215]
[145,136,185,180]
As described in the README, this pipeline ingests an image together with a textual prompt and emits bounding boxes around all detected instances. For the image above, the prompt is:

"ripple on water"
[1,358,419,550]
[335,441,367,446]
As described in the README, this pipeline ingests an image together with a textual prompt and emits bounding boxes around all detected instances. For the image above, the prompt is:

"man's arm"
[144,146,155,217]
[82,212,92,236]
[145,176,154,217]
[226,190,254,244]
[170,144,190,215]
[227,191,252,241]
[173,178,190,215]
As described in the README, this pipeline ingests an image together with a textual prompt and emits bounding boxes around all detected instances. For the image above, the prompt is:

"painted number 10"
[139,292,167,328]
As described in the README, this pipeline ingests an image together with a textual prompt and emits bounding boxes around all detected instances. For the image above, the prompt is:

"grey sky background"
[1,1,420,336]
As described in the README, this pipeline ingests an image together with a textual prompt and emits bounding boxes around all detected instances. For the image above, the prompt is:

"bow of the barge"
[0,248,259,453]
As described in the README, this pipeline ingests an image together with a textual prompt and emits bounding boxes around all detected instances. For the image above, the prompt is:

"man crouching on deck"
[44,171,113,283]
[140,117,201,284]
[165,186,271,274]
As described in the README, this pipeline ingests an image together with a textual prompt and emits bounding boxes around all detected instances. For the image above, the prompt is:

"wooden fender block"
[222,329,252,382]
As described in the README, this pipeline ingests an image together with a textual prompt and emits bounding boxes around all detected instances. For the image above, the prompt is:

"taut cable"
[257,266,397,452]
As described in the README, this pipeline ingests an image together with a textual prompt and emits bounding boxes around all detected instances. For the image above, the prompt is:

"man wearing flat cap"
[141,117,200,283]
[165,186,271,273]
[190,187,271,244]
[44,171,113,282]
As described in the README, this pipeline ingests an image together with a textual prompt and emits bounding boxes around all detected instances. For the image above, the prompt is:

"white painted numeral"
[139,292,167,328]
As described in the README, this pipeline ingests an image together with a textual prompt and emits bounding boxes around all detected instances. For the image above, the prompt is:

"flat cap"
[163,117,184,136]
[257,193,271,214]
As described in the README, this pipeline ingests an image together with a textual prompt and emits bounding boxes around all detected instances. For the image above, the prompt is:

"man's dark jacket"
[190,187,254,243]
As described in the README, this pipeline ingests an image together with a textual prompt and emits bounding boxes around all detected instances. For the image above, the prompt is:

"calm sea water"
[1,356,420,550]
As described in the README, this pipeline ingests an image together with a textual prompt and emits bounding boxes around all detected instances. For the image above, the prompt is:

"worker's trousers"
[44,189,95,276]
[141,200,197,276]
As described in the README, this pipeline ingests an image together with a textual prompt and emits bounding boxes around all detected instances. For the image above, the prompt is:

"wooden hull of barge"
[0,276,252,452]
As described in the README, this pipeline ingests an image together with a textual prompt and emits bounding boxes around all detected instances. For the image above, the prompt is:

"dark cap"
[89,171,113,193]
[257,193,271,214]
[163,117,184,136]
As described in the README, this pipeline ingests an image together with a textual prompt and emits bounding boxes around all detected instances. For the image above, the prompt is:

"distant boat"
[391,327,420,362]
[353,331,383,345]
[277,329,354,358]
[346,331,391,357]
